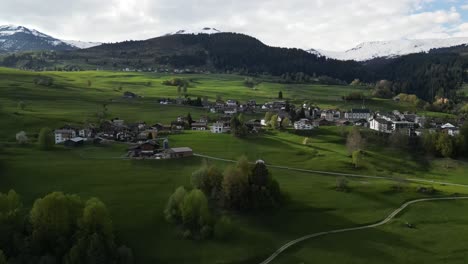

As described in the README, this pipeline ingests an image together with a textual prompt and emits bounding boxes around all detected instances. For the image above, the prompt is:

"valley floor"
[0,68,467,263]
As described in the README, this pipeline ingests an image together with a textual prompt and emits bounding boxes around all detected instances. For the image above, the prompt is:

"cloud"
[0,0,466,51]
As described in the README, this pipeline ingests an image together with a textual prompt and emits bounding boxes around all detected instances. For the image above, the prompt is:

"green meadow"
[0,68,467,263]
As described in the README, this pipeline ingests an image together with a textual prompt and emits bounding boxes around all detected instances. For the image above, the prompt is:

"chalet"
[191,122,208,131]
[54,129,76,144]
[166,147,193,159]
[64,137,85,147]
[211,122,230,133]
[344,109,370,120]
[294,119,314,130]
[127,141,160,157]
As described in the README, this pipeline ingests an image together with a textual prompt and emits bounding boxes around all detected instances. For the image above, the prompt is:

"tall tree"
[38,127,54,151]
[278,91,283,99]
[346,127,364,155]
[187,113,193,128]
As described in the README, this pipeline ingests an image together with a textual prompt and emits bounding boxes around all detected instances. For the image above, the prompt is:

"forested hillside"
[1,33,467,102]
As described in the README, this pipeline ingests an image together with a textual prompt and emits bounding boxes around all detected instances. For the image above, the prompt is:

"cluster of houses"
[53,119,193,159]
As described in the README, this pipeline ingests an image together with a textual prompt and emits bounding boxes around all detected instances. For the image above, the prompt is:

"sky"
[0,0,467,51]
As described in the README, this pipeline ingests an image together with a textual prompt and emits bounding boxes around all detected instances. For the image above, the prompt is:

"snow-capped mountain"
[0,25,100,53]
[167,27,222,35]
[310,38,468,61]
[62,40,101,49]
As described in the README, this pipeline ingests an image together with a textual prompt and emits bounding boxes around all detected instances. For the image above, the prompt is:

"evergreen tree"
[38,127,54,151]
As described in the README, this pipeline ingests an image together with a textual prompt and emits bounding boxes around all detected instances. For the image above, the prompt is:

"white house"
[211,122,230,133]
[369,118,392,133]
[54,129,76,144]
[294,119,314,130]
[442,123,459,136]
[344,109,371,120]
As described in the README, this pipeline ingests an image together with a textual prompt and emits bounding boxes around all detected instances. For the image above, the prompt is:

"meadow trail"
[193,153,468,188]
[259,196,468,264]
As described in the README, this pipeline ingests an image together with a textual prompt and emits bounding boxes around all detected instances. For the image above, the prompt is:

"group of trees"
[421,127,467,159]
[165,158,283,240]
[230,114,249,137]
[0,190,133,264]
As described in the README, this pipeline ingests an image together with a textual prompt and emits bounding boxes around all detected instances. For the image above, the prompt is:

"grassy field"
[0,68,467,263]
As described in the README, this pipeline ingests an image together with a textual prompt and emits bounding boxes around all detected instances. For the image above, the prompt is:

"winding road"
[259,196,468,264]
[192,153,468,264]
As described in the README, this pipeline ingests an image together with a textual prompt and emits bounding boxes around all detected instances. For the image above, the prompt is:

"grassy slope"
[0,68,467,263]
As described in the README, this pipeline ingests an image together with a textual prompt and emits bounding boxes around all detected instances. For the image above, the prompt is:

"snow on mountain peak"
[169,27,222,35]
[310,38,468,61]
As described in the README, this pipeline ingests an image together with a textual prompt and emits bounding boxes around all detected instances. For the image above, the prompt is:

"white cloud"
[0,0,466,51]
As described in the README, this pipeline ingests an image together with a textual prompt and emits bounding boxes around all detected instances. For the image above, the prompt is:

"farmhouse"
[191,122,208,131]
[166,147,193,158]
[294,119,315,130]
[54,129,76,144]
[211,122,230,133]
[127,141,160,157]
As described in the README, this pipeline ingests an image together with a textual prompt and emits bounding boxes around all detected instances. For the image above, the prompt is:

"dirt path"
[259,196,468,264]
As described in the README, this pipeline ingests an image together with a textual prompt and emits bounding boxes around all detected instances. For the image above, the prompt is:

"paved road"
[193,153,468,188]
[258,196,468,264]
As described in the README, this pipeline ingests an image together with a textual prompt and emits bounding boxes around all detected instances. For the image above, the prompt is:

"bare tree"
[346,127,365,155]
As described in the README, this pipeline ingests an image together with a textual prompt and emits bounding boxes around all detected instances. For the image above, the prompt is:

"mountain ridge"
[310,37,468,61]
[0,25,100,53]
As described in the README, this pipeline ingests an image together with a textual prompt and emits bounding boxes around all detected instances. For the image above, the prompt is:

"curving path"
[259,196,468,264]
[193,153,468,188]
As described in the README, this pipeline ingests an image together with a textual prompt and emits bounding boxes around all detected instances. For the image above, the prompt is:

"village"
[52,96,463,160]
